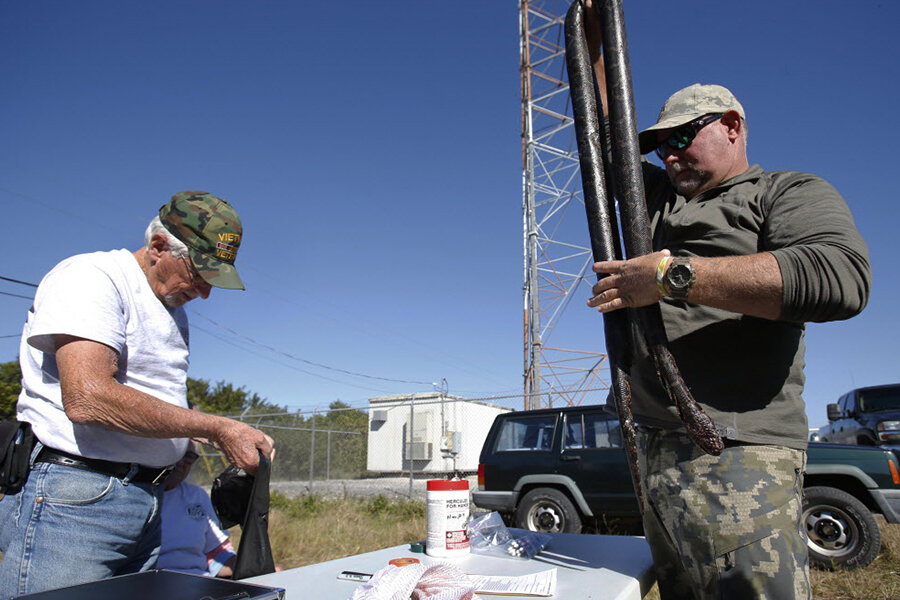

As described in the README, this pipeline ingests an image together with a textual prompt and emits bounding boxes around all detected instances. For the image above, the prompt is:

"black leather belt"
[35,446,173,486]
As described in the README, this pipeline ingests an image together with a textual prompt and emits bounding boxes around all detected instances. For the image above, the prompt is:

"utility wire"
[1,180,504,388]
[190,322,397,395]
[0,291,33,300]
[0,186,122,235]
[0,276,38,287]
[0,182,458,389]
[188,309,433,386]
[0,275,38,300]
[0,269,432,389]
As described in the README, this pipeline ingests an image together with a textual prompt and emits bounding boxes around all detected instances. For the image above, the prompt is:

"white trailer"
[366,393,511,474]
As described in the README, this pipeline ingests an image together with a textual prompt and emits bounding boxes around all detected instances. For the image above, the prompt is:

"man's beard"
[669,163,707,197]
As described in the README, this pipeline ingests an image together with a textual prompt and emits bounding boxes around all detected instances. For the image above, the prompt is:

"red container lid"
[427,479,469,491]
[389,557,420,567]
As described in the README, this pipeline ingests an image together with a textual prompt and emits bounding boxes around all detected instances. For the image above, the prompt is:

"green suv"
[473,405,900,569]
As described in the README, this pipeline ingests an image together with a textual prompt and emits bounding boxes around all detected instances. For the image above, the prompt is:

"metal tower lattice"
[520,0,609,410]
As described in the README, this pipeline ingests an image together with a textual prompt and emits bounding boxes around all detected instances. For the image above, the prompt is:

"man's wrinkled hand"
[587,250,670,313]
[214,420,275,475]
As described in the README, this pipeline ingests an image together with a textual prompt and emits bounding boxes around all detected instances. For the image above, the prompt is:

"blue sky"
[1,1,896,429]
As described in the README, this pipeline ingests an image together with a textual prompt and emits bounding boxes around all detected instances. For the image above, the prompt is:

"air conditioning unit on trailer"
[405,442,433,460]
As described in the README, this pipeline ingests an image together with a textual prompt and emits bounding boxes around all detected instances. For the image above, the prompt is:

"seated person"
[158,442,237,578]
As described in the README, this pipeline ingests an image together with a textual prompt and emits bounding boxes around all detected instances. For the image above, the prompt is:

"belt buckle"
[151,466,174,486]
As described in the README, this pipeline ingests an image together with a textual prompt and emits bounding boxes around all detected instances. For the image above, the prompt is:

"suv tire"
[516,487,582,534]
[803,485,881,570]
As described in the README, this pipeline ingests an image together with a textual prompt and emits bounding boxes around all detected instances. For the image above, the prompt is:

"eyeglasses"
[179,255,205,288]
[654,113,724,160]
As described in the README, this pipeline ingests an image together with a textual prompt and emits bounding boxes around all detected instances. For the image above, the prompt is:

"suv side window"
[565,415,585,448]
[495,415,557,452]
[564,412,622,449]
[586,413,622,448]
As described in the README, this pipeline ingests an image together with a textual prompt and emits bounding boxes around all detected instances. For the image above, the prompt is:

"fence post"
[408,398,414,499]
[309,409,317,490]
[326,428,331,480]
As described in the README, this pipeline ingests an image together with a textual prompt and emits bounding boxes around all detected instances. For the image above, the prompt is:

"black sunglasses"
[654,113,724,160]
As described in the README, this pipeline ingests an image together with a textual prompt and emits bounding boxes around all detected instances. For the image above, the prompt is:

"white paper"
[467,568,557,597]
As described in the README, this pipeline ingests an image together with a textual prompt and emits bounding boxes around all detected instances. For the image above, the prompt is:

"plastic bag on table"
[467,512,551,559]
[347,563,482,600]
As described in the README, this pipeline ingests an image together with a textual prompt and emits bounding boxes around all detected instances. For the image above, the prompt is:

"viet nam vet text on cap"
[159,191,245,290]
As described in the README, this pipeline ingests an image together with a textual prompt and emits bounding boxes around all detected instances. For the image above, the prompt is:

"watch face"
[668,264,692,288]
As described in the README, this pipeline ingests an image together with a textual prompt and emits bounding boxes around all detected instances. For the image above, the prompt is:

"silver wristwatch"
[663,257,695,300]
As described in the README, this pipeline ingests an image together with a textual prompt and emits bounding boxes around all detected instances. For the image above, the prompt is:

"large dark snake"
[563,0,725,506]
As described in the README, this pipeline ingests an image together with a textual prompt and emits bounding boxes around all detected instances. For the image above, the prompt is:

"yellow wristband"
[656,256,672,297]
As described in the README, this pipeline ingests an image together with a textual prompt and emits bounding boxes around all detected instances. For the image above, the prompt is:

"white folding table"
[245,533,654,600]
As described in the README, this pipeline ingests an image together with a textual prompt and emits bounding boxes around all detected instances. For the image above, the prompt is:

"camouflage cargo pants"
[636,427,811,600]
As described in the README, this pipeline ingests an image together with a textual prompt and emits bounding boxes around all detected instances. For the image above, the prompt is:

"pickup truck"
[473,405,900,569]
[817,383,900,447]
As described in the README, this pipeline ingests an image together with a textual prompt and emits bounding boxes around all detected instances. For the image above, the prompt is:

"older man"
[0,191,275,598]
[582,7,871,599]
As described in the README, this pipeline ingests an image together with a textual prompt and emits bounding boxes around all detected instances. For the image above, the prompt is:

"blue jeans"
[0,455,164,599]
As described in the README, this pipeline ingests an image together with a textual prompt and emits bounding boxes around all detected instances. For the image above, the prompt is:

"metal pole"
[408,398,415,498]
[326,429,331,480]
[309,409,317,490]
[520,0,542,410]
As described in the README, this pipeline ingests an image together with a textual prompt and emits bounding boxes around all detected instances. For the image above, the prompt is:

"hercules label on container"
[426,479,470,557]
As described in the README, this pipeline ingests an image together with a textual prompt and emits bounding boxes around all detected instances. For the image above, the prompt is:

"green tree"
[316,401,368,479]
[186,377,211,409]
[187,378,277,414]
[0,359,22,419]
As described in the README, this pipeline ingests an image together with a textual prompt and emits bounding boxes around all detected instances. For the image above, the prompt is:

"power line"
[0,276,38,287]
[0,269,433,389]
[189,322,397,395]
[0,291,33,300]
[0,186,122,235]
[188,309,433,386]
[0,183,466,391]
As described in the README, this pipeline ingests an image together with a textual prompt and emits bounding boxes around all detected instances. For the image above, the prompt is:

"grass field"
[259,492,900,600]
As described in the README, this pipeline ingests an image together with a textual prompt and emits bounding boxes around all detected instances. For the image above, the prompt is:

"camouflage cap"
[638,83,746,154]
[159,191,245,290]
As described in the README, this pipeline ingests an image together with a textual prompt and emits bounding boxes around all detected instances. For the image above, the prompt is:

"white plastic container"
[425,479,470,558]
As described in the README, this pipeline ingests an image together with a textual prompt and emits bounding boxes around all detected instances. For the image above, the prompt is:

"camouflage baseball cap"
[638,83,746,154]
[159,191,245,290]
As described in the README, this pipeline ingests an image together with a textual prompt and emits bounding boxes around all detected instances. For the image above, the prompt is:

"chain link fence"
[191,393,519,499]
[190,389,611,500]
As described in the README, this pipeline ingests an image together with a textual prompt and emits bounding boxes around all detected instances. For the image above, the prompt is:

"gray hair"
[145,216,189,258]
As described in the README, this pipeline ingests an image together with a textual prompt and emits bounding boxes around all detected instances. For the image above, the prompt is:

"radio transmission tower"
[520,0,609,410]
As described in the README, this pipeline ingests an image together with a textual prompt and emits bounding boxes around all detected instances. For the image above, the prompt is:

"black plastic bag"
[210,451,275,579]
[211,464,253,530]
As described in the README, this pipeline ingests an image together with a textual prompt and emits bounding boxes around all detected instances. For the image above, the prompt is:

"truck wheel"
[515,487,582,534]
[803,485,881,570]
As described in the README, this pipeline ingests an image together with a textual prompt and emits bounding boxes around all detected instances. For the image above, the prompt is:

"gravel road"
[270,475,478,502]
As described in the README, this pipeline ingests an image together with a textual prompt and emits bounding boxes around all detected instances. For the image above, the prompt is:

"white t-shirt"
[18,249,190,466]
[158,482,235,576]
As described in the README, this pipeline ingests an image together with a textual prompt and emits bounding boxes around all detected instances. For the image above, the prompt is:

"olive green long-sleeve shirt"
[631,164,871,448]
